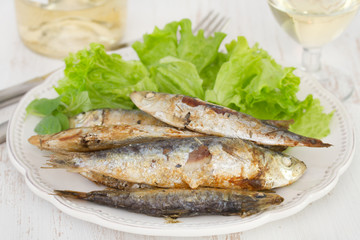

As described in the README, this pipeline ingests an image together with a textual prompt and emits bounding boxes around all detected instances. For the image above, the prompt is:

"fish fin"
[193,137,203,145]
[104,187,122,191]
[255,143,288,152]
[263,119,294,130]
[164,217,181,224]
[67,168,88,173]
[44,153,80,170]
[229,177,266,190]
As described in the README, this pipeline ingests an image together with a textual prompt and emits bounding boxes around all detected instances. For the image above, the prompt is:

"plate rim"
[6,47,356,237]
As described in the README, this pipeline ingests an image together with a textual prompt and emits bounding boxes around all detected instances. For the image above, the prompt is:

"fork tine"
[202,13,220,36]
[193,11,229,37]
[209,17,230,35]
[193,11,215,33]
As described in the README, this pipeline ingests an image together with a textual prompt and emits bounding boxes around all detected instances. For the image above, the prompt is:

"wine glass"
[267,0,360,101]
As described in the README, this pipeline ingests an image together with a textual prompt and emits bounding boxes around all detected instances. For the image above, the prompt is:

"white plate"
[7,47,356,237]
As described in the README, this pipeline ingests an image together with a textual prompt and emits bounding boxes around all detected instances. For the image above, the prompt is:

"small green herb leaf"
[34,115,62,135]
[26,96,62,117]
[54,112,70,131]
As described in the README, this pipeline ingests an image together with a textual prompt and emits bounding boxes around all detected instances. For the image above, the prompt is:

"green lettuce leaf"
[150,56,204,98]
[288,96,333,139]
[55,43,157,115]
[133,19,226,74]
[205,37,332,138]
[177,19,226,73]
[200,52,228,90]
[132,21,179,67]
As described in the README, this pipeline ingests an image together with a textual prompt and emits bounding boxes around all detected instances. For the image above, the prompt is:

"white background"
[1,0,360,239]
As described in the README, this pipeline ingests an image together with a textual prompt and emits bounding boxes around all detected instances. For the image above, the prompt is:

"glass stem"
[302,48,322,73]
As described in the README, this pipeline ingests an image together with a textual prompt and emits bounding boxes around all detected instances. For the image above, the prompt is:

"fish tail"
[237,192,284,217]
[257,192,284,210]
[44,153,80,170]
[299,136,332,148]
[268,194,284,205]
[54,190,88,199]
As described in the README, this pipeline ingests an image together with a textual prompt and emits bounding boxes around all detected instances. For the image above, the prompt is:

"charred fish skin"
[47,137,306,190]
[80,171,154,190]
[69,109,169,128]
[28,124,204,152]
[130,91,331,148]
[55,188,284,218]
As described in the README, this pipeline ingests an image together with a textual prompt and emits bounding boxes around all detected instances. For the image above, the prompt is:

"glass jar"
[14,0,127,58]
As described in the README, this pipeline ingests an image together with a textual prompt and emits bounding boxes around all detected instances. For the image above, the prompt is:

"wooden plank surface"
[1,0,360,239]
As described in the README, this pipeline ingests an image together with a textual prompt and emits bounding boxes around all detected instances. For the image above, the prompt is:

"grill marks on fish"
[55,188,284,218]
[182,96,238,120]
[28,124,204,152]
[57,129,84,142]
[130,92,331,148]
[47,137,307,190]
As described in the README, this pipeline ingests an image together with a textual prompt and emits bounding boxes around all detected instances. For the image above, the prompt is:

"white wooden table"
[1,0,360,239]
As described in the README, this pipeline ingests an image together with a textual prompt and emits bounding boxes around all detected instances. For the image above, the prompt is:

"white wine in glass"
[268,0,360,100]
[15,0,127,59]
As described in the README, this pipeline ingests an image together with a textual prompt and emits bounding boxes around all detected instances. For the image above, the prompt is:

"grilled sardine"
[28,124,204,152]
[47,137,306,190]
[55,188,284,218]
[69,109,169,128]
[130,91,331,148]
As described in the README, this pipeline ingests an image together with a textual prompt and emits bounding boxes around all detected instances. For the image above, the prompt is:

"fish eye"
[145,92,155,99]
[281,157,292,167]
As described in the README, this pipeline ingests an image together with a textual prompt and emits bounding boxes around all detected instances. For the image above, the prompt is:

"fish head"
[69,109,104,128]
[130,91,169,111]
[130,91,186,128]
[264,152,307,188]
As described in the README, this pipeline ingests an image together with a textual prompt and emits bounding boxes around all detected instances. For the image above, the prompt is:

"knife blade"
[0,68,63,144]
[0,121,7,144]
[0,40,136,143]
[0,67,61,106]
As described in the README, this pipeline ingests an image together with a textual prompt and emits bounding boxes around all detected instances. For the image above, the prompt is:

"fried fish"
[55,188,284,218]
[29,124,204,152]
[130,91,331,148]
[47,137,306,190]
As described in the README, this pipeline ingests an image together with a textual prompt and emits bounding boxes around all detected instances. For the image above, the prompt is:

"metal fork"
[0,12,229,143]
[193,11,229,37]
[110,11,229,50]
